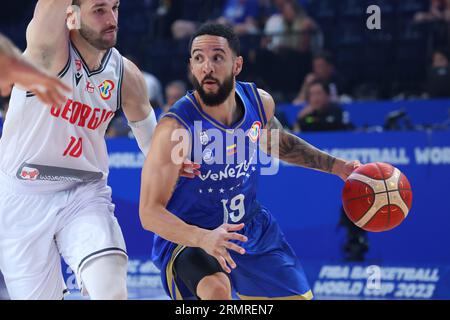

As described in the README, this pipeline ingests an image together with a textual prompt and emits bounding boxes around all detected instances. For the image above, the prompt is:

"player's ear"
[234,56,243,77]
[188,57,195,73]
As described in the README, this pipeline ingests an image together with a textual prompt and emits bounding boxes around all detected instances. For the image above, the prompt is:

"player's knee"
[101,281,127,300]
[197,273,231,300]
[81,254,128,300]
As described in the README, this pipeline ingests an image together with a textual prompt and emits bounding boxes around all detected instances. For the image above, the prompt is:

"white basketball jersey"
[0,41,124,191]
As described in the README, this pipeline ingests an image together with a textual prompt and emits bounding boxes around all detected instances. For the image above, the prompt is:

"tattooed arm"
[258,88,360,180]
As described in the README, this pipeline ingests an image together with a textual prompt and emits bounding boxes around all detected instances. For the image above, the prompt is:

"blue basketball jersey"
[151,81,312,300]
[152,81,268,267]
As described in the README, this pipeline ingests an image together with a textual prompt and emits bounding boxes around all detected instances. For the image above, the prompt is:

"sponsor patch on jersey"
[248,121,262,143]
[98,80,115,100]
[20,167,40,181]
[86,81,95,93]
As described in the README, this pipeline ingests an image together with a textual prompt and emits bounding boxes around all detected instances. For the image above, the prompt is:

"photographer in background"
[426,49,450,98]
[294,80,352,132]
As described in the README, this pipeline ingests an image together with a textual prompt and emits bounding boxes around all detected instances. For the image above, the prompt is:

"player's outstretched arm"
[0,33,70,105]
[139,118,247,273]
[25,0,72,73]
[258,88,360,180]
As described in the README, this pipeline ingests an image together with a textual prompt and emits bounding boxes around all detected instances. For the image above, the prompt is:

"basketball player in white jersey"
[0,0,198,300]
[0,32,69,105]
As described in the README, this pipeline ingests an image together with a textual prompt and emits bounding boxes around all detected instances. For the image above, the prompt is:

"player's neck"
[194,88,243,127]
[70,32,109,72]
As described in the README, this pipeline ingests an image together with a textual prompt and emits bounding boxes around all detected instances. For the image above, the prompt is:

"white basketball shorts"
[0,174,127,300]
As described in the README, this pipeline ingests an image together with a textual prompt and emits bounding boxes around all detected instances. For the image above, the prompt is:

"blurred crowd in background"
[1,0,450,137]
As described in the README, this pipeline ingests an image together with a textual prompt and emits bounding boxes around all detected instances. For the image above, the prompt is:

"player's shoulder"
[256,87,275,121]
[158,116,185,131]
[121,57,149,103]
[236,81,274,106]
[159,94,197,134]
[166,92,196,117]
[122,57,144,83]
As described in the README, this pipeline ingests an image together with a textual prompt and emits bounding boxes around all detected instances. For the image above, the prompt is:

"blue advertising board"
[102,129,450,299]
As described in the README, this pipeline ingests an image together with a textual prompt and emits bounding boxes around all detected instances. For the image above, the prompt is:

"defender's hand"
[199,223,248,273]
[179,160,201,179]
[2,57,70,106]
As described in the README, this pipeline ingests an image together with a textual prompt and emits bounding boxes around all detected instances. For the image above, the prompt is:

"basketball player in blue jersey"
[139,23,361,300]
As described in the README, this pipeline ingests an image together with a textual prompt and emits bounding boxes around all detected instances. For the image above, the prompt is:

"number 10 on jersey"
[63,136,83,158]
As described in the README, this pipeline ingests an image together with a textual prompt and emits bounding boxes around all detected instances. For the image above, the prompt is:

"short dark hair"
[72,0,81,5]
[313,51,334,66]
[307,80,330,99]
[189,23,241,56]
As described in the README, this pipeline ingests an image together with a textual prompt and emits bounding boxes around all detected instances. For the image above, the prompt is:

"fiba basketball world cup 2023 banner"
[104,126,450,300]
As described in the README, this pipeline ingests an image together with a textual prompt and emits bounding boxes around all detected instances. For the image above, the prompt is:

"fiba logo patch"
[203,148,214,164]
[98,80,115,100]
[248,121,262,143]
[199,131,209,146]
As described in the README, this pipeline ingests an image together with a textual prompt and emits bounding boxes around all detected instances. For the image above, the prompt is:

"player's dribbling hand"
[200,223,248,274]
[332,159,362,181]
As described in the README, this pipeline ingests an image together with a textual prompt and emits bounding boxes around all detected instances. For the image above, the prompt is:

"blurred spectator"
[292,51,344,104]
[254,0,319,99]
[171,0,224,39]
[125,55,164,108]
[294,80,351,132]
[262,0,319,53]
[216,0,260,35]
[414,0,450,50]
[144,72,164,109]
[172,19,198,40]
[162,80,187,114]
[106,111,132,138]
[426,49,450,97]
[414,0,450,23]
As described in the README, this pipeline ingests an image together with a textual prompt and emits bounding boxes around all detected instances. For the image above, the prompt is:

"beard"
[191,72,234,107]
[79,21,117,50]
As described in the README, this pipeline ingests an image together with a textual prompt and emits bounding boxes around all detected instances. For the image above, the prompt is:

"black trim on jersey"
[250,82,268,127]
[77,247,128,271]
[25,48,71,98]
[70,40,112,77]
[116,55,124,111]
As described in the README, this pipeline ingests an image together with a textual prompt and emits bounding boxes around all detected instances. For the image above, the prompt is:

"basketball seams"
[354,192,389,228]
[351,172,385,181]
[347,173,386,193]
[375,162,392,231]
[344,188,412,202]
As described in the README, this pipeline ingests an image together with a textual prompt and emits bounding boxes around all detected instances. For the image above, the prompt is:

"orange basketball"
[342,162,413,232]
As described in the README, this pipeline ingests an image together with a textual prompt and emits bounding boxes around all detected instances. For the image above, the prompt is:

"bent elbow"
[138,203,160,232]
